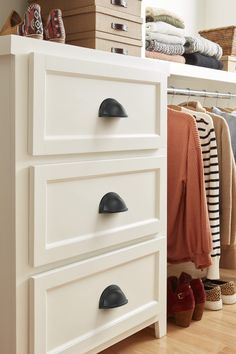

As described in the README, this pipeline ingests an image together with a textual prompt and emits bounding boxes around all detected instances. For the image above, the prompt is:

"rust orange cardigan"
[168,108,212,268]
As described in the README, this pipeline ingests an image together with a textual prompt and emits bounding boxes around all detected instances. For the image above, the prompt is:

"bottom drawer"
[30,238,165,354]
[67,31,142,57]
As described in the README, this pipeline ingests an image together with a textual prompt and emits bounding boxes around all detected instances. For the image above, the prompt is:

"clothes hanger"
[168,104,182,111]
[168,86,182,111]
[204,90,219,112]
[169,89,205,113]
[171,88,197,112]
[179,101,206,112]
[224,93,235,112]
[219,107,231,112]
[178,89,207,113]
[216,92,231,112]
[179,101,197,111]
[213,91,232,112]
[182,89,211,112]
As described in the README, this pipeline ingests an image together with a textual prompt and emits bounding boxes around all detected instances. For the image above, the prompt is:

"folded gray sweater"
[146,40,185,55]
[184,35,223,59]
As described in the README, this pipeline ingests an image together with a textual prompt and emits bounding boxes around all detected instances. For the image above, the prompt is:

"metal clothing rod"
[167,87,236,99]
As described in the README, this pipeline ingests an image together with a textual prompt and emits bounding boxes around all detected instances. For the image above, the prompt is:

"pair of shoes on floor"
[0,3,65,43]
[167,272,206,328]
[203,278,236,311]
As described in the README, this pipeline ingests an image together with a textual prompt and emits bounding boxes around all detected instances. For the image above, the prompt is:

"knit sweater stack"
[145,7,186,64]
[184,35,223,69]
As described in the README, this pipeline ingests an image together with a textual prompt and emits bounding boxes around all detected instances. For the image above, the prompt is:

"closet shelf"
[168,62,236,84]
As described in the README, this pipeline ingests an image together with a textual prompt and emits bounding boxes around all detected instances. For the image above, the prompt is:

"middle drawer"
[30,156,166,267]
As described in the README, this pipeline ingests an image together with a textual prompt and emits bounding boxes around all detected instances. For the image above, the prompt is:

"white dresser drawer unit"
[0,36,167,354]
[30,238,166,354]
[29,53,167,155]
[30,156,166,266]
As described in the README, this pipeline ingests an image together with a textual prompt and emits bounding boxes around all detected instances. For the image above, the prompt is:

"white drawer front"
[29,53,167,155]
[30,156,167,266]
[30,238,166,354]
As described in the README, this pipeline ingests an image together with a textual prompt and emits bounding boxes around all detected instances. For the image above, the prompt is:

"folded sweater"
[146,31,186,45]
[146,50,186,64]
[146,40,185,55]
[167,108,212,269]
[146,21,185,37]
[184,35,223,59]
[184,53,223,70]
[146,7,185,29]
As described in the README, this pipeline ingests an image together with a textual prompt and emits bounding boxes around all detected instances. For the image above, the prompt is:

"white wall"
[1,0,235,37]
[0,1,235,41]
[204,0,236,29]
[0,0,26,30]
[143,0,205,35]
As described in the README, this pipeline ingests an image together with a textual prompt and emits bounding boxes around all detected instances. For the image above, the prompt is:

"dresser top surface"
[2,35,235,85]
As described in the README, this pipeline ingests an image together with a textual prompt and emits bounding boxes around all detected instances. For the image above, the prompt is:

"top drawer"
[29,0,142,18]
[28,53,166,156]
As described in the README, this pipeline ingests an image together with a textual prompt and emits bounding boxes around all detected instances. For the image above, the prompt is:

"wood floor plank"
[100,269,236,354]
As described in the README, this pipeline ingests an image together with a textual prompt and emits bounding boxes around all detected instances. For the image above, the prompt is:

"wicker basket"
[199,26,236,56]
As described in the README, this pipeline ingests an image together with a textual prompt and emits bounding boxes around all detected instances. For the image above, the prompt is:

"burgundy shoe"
[179,272,206,321]
[18,3,43,39]
[44,9,65,44]
[167,276,195,327]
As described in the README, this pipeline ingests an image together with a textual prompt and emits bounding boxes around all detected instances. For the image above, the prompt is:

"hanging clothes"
[205,111,236,270]
[180,106,220,279]
[187,102,236,251]
[167,108,212,269]
[212,107,236,162]
[210,114,236,270]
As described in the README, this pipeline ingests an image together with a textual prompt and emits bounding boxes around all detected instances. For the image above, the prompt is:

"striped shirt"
[182,108,220,279]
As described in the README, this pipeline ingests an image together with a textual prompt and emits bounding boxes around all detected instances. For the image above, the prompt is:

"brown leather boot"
[0,11,22,35]
[0,4,43,39]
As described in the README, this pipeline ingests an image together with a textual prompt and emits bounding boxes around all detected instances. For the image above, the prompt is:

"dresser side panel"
[0,55,16,354]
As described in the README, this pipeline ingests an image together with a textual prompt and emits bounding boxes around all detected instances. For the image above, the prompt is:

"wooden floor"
[101,269,236,354]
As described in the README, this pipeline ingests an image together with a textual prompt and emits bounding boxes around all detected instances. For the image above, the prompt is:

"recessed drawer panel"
[29,53,167,155]
[30,238,165,354]
[30,156,166,266]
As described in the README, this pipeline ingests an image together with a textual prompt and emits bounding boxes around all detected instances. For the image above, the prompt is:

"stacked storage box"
[29,0,143,56]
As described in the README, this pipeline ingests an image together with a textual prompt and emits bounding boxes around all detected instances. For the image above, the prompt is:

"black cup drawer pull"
[111,0,127,8]
[99,98,128,118]
[99,192,128,214]
[111,47,128,55]
[99,285,128,309]
[111,23,128,32]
